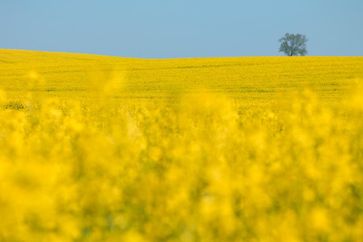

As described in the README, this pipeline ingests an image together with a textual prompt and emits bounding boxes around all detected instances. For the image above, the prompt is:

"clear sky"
[1,0,362,58]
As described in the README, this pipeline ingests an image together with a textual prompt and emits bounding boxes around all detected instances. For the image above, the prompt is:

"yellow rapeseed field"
[0,49,363,242]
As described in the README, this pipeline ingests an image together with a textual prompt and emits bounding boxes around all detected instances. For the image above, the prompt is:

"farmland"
[1,49,362,102]
[0,49,363,242]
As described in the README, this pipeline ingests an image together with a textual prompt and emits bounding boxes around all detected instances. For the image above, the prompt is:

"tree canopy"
[279,33,308,56]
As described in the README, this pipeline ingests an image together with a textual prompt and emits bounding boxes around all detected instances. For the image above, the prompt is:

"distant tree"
[279,33,308,56]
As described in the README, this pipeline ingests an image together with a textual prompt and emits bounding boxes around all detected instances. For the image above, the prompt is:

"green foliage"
[279,33,308,56]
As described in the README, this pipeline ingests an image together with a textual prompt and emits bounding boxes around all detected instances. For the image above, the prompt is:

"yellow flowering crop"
[0,50,363,242]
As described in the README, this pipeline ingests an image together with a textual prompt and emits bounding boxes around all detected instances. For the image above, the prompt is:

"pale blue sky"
[1,0,362,57]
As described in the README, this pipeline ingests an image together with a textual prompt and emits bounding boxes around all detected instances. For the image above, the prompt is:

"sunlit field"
[1,49,363,242]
